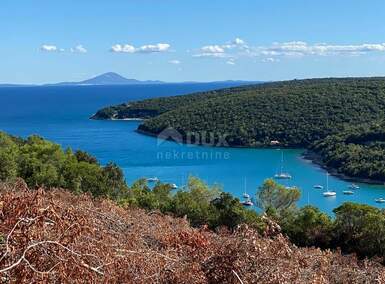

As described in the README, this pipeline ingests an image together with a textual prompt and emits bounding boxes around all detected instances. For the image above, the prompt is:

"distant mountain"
[50,72,164,86]
[0,72,262,87]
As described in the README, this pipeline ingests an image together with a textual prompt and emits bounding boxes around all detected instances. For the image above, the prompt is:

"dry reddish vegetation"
[0,181,385,283]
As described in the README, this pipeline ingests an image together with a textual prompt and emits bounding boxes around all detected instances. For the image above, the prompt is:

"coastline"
[110,118,144,121]
[301,150,385,186]
[90,116,145,121]
[98,117,385,186]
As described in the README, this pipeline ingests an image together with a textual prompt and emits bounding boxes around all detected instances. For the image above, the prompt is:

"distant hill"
[0,72,261,87]
[49,72,164,86]
[0,84,36,88]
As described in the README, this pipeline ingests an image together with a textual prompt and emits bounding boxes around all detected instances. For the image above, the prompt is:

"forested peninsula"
[92,77,385,182]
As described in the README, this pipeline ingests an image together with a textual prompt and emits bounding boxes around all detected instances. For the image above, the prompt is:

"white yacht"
[241,178,253,206]
[313,185,324,189]
[243,192,250,199]
[147,177,159,182]
[323,173,336,197]
[241,198,254,206]
[242,178,251,199]
[170,183,178,189]
[274,152,292,179]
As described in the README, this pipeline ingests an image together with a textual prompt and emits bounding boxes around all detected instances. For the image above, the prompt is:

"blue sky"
[2,0,385,84]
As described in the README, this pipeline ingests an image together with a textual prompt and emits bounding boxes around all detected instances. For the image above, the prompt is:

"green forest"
[93,77,385,181]
[0,132,128,198]
[312,120,385,181]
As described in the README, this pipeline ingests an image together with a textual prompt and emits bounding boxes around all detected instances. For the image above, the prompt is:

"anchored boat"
[323,173,337,197]
[274,152,292,179]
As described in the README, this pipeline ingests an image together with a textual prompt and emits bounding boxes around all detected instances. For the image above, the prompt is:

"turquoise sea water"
[1,83,385,215]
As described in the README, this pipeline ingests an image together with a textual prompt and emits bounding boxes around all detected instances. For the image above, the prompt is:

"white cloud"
[194,38,247,59]
[193,53,233,58]
[193,39,385,61]
[262,57,279,63]
[201,45,225,53]
[233,38,245,45]
[70,44,87,53]
[111,43,170,53]
[256,41,385,57]
[226,59,236,65]
[111,44,136,53]
[40,44,59,52]
[169,60,181,64]
[138,43,170,53]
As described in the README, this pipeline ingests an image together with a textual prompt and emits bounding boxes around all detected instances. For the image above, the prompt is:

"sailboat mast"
[280,152,284,174]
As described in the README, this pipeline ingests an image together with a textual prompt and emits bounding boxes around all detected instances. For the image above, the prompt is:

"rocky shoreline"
[301,150,385,185]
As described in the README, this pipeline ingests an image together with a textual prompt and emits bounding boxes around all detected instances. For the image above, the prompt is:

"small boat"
[323,173,336,197]
[348,183,360,189]
[242,178,250,199]
[274,173,292,179]
[375,198,385,203]
[147,177,159,182]
[323,191,337,197]
[274,152,292,179]
[313,185,324,189]
[170,183,178,189]
[241,198,254,206]
[243,193,250,199]
[343,190,354,195]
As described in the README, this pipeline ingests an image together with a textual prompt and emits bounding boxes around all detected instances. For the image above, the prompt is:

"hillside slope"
[1,182,384,283]
[139,78,385,147]
[312,120,385,181]
[93,77,385,147]
[91,84,260,120]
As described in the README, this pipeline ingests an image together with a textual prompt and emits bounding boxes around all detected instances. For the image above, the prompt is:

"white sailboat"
[242,178,250,199]
[323,173,336,197]
[170,183,178,189]
[241,178,253,206]
[274,152,292,179]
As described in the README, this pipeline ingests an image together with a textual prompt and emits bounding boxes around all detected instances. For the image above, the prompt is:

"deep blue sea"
[1,83,385,215]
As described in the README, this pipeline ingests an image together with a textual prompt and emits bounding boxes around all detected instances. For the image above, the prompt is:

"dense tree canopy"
[0,132,128,198]
[312,120,385,181]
